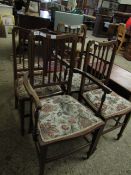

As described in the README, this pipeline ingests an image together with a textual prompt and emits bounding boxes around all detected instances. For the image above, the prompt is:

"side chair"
[57,23,87,68]
[12,26,57,135]
[23,32,105,175]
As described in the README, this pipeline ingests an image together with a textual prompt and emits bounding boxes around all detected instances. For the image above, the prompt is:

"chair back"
[57,23,87,68]
[57,23,87,51]
[28,31,77,94]
[12,26,55,81]
[84,40,117,85]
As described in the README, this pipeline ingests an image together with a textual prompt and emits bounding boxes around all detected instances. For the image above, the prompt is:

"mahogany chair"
[57,23,87,68]
[73,41,131,139]
[23,32,104,175]
[12,26,56,135]
[69,40,117,93]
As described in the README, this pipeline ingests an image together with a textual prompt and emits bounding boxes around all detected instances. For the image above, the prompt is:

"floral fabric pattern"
[38,95,103,143]
[66,73,98,92]
[16,77,62,99]
[83,89,131,119]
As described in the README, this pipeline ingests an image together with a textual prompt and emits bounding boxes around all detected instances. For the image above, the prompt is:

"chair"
[23,32,104,175]
[69,40,117,93]
[12,26,57,135]
[73,41,131,139]
[57,23,87,68]
[116,23,127,53]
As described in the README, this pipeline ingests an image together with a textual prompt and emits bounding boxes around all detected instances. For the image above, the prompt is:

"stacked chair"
[12,26,57,135]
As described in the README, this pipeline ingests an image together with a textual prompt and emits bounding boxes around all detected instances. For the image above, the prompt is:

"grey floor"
[0,32,131,175]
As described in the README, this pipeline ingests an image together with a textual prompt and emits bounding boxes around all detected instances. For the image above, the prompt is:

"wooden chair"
[116,23,127,53]
[57,23,87,68]
[23,32,104,175]
[69,40,117,93]
[12,26,56,135]
[73,41,131,139]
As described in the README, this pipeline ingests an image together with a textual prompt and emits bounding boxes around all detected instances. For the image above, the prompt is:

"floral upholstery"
[66,73,98,92]
[16,77,62,99]
[83,89,131,119]
[38,95,103,143]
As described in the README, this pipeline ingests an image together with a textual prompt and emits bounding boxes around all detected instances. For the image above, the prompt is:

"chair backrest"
[84,40,117,85]
[12,26,55,82]
[57,23,87,68]
[12,26,31,82]
[28,31,77,94]
[117,23,126,41]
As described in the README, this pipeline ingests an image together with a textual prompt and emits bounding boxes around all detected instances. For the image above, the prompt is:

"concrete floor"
[0,33,131,175]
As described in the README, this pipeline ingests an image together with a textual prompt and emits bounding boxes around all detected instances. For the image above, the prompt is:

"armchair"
[74,69,131,139]
[23,32,105,175]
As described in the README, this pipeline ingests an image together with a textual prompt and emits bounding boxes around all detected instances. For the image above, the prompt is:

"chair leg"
[86,124,104,159]
[117,112,131,140]
[39,146,47,175]
[19,100,25,136]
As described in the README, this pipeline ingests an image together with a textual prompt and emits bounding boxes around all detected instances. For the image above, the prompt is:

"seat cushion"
[70,73,98,92]
[16,77,62,99]
[83,89,131,119]
[38,95,103,143]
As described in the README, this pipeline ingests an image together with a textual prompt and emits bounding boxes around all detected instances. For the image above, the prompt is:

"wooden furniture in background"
[93,14,112,37]
[124,29,131,61]
[116,23,127,53]
[109,65,131,100]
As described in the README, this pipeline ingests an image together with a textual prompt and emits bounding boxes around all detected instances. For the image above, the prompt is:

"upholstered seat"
[71,73,99,92]
[83,89,131,119]
[37,95,103,143]
[16,77,62,99]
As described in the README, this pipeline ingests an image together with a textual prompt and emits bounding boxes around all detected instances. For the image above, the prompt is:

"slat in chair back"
[29,31,77,94]
[12,26,31,81]
[12,26,54,80]
[84,40,117,85]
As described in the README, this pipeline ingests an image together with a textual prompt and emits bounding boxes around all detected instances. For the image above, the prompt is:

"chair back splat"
[57,23,87,68]
[70,40,117,93]
[84,40,117,85]
[28,31,78,96]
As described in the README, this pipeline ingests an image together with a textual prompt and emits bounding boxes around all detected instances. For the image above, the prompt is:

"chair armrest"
[73,68,112,94]
[23,73,42,110]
